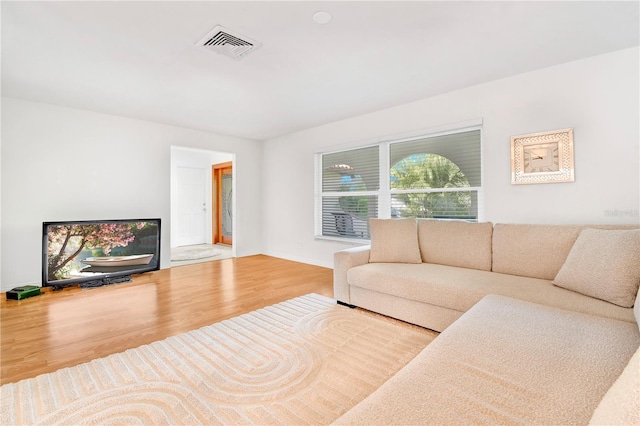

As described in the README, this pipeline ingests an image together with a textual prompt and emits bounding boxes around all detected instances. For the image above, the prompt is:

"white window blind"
[389,129,481,220]
[319,146,379,239]
[316,126,482,241]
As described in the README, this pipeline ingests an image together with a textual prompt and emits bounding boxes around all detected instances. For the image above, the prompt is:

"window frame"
[315,122,483,243]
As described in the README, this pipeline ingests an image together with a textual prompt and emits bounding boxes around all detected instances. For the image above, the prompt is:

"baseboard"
[261,251,333,269]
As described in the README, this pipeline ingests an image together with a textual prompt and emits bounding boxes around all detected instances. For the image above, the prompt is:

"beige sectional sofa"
[333,219,640,425]
[334,220,638,331]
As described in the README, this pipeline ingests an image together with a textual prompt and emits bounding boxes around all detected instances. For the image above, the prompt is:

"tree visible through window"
[391,154,472,219]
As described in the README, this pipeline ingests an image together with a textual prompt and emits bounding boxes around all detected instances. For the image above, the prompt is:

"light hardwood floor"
[1,255,334,385]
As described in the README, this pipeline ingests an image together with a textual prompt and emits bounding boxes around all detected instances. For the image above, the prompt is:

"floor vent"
[196,25,261,60]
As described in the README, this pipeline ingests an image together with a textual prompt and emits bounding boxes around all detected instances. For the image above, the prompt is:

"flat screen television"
[43,218,161,289]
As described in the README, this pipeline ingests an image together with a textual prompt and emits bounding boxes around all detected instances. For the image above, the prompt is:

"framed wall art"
[510,128,574,185]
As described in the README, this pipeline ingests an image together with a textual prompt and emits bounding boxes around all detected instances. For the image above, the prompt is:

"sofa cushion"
[553,229,640,308]
[347,262,636,323]
[417,219,493,271]
[589,345,640,426]
[368,218,421,264]
[334,295,640,426]
[492,223,583,280]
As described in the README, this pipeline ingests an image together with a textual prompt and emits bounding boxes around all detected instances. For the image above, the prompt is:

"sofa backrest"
[418,220,493,271]
[492,223,640,280]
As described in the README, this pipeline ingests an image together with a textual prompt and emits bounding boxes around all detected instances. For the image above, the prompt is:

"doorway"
[170,147,234,265]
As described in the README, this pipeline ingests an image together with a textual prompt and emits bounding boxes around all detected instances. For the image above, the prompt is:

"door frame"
[212,161,233,245]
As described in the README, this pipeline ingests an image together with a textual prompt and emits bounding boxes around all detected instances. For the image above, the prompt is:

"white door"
[176,166,206,246]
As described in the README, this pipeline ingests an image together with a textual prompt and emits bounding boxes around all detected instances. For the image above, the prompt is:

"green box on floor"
[6,285,42,300]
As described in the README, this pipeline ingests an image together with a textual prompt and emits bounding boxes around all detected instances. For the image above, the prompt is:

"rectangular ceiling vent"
[196,25,261,60]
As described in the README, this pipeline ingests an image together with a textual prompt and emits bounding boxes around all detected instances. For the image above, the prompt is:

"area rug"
[1,294,435,425]
[170,244,222,261]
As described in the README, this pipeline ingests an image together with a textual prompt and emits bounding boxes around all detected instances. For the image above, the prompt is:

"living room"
[1,1,639,424]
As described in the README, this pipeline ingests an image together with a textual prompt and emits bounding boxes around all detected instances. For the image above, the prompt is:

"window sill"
[314,235,371,245]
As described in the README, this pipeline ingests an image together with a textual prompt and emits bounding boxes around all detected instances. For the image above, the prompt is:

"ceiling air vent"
[196,25,261,60]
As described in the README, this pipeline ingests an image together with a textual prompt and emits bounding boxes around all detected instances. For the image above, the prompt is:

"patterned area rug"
[1,294,435,425]
[171,244,222,261]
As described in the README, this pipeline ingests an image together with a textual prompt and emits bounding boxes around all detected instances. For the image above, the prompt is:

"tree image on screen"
[47,223,147,281]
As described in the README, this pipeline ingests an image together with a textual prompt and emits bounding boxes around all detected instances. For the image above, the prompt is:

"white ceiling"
[2,1,638,141]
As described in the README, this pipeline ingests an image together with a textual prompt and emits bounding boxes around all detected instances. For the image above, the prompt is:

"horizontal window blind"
[321,196,378,239]
[389,129,481,220]
[390,130,481,188]
[391,191,477,219]
[316,127,483,240]
[319,146,379,239]
[322,146,380,192]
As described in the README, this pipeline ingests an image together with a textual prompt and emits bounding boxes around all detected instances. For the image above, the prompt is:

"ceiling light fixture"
[312,11,332,25]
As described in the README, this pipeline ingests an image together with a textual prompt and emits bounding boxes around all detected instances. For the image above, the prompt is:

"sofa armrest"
[333,245,371,304]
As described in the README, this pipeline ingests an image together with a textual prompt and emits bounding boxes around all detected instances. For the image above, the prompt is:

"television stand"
[79,275,132,289]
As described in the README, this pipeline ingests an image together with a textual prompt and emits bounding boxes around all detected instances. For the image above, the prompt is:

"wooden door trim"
[212,162,233,245]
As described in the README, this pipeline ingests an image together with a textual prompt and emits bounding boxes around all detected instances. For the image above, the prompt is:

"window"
[389,129,481,220]
[319,146,379,239]
[316,127,482,240]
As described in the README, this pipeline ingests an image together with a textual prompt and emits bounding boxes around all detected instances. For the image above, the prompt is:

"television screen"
[43,218,161,288]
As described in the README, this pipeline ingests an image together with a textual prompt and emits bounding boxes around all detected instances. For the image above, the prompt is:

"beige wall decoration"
[511,128,574,184]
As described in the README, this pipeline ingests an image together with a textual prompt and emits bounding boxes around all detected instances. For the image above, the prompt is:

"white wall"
[1,98,263,291]
[262,47,640,268]
[2,48,638,289]
[170,146,233,248]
